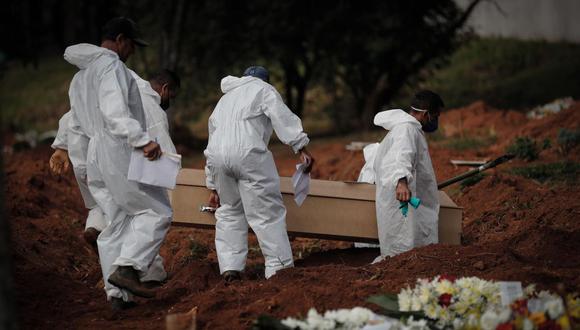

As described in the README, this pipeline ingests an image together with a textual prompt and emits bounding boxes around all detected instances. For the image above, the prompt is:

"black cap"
[101,17,149,47]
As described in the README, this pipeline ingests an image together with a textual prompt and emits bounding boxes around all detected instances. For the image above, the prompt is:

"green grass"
[421,38,580,109]
[188,237,209,260]
[510,162,580,184]
[0,58,75,132]
[444,136,496,151]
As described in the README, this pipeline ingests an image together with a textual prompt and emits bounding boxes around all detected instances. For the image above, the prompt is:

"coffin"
[171,169,462,244]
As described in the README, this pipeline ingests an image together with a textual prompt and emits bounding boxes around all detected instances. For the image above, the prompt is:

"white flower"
[418,286,431,305]
[398,288,412,311]
[480,310,501,330]
[306,308,336,330]
[282,317,311,330]
[452,318,464,330]
[424,303,439,319]
[545,298,565,319]
[342,307,374,326]
[403,316,429,330]
[498,309,512,323]
[435,280,456,296]
[410,296,422,311]
[466,314,479,328]
[522,318,534,330]
[523,284,537,297]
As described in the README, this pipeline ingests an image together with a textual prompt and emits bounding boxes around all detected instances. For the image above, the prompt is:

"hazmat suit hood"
[373,109,421,131]
[64,43,118,70]
[220,75,261,93]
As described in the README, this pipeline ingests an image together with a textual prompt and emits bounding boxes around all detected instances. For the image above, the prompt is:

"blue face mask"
[422,114,439,133]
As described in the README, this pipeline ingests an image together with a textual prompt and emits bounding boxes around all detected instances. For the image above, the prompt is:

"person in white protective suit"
[371,90,443,261]
[49,68,181,286]
[204,66,315,282]
[63,17,172,309]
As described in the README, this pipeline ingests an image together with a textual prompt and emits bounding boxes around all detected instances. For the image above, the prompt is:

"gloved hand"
[399,197,421,217]
[49,149,70,176]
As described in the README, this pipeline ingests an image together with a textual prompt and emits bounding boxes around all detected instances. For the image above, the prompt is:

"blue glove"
[399,196,421,217]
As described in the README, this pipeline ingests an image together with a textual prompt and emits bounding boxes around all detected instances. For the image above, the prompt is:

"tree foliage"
[1,0,481,129]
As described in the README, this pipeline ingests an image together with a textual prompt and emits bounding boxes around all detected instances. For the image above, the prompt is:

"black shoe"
[108,266,156,298]
[111,297,137,311]
[223,270,241,282]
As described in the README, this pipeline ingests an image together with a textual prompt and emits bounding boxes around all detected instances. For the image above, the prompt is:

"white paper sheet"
[292,162,310,206]
[128,150,182,190]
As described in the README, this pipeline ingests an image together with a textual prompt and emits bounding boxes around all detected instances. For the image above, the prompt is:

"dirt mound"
[5,100,580,329]
[441,101,528,139]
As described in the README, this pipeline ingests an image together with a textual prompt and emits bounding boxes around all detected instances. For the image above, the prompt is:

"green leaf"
[251,314,292,330]
[367,293,400,312]
[367,294,426,319]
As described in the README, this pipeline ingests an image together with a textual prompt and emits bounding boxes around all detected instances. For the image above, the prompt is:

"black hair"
[150,69,181,91]
[410,90,444,113]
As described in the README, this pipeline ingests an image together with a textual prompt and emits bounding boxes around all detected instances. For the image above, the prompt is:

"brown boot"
[108,266,156,298]
[83,227,100,254]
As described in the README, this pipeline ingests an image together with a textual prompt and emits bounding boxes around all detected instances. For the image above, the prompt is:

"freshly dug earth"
[5,101,580,329]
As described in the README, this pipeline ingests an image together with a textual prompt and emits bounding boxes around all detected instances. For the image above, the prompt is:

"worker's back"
[206,76,276,158]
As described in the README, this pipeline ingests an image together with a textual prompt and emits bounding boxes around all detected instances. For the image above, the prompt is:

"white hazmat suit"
[372,109,439,257]
[64,43,171,301]
[52,112,107,231]
[204,76,309,279]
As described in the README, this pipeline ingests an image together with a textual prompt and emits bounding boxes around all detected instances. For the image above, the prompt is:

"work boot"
[141,280,165,289]
[110,297,137,311]
[108,266,156,298]
[83,227,100,253]
[223,270,241,283]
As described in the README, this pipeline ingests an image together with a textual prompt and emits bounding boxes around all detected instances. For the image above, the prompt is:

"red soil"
[5,101,580,329]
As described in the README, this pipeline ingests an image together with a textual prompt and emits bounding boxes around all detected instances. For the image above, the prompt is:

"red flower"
[511,299,529,315]
[439,275,457,283]
[538,320,562,330]
[496,322,515,330]
[438,293,453,307]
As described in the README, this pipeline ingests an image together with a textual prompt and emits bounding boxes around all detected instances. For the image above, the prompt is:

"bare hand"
[299,147,315,174]
[49,149,70,176]
[142,141,162,160]
[208,190,220,208]
[396,178,411,202]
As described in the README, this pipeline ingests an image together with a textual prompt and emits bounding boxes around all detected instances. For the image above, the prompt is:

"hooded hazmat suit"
[372,109,439,258]
[52,71,174,280]
[64,43,171,301]
[204,76,310,279]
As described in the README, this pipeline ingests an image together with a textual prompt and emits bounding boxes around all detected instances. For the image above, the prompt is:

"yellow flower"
[557,315,571,330]
[528,312,546,325]
[567,294,580,318]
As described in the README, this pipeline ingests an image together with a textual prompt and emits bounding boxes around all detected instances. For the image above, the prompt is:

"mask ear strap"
[411,106,428,112]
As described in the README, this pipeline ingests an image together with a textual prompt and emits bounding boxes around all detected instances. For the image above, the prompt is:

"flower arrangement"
[253,277,579,330]
[280,307,387,329]
[396,276,502,327]
[371,276,579,330]
[475,291,579,330]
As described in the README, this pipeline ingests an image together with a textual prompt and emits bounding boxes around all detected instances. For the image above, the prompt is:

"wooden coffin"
[171,169,462,244]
